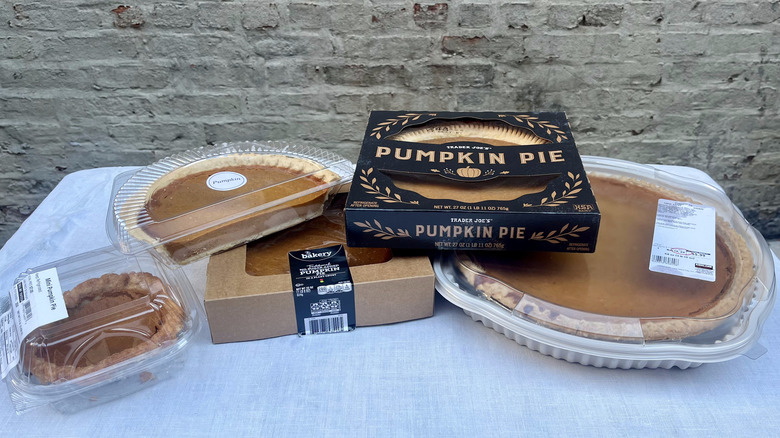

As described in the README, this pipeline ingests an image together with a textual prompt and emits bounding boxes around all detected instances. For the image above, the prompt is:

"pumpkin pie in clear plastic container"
[434,156,776,369]
[110,141,355,265]
[3,247,200,413]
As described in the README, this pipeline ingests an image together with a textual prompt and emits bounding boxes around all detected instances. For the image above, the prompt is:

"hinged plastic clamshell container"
[3,247,200,413]
[434,156,776,369]
[110,141,355,265]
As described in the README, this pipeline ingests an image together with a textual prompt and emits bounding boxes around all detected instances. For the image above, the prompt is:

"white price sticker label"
[1,298,19,379]
[2,267,69,378]
[649,199,717,282]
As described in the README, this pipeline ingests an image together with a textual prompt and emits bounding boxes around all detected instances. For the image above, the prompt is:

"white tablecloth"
[0,166,778,437]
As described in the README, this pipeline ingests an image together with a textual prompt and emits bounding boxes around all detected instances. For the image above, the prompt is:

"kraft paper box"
[204,245,434,343]
[345,111,601,253]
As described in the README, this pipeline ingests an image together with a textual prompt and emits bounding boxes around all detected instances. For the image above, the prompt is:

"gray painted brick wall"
[1,1,779,247]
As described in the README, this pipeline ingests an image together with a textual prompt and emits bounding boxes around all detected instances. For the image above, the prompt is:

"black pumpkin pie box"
[345,111,601,252]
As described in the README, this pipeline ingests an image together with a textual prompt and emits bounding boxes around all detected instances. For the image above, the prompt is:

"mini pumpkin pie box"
[1,246,201,413]
[204,193,435,343]
[109,141,355,265]
[345,111,601,252]
[434,156,777,369]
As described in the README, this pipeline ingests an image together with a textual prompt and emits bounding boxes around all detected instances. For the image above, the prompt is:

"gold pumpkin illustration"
[456,166,482,178]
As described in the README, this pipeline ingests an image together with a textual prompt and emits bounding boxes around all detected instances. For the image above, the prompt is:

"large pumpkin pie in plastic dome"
[434,156,776,369]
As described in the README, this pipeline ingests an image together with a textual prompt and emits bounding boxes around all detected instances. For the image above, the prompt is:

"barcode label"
[15,282,25,302]
[22,301,32,322]
[9,267,69,342]
[651,255,680,266]
[317,282,352,295]
[304,314,349,335]
[290,245,356,336]
[649,199,716,282]
[1,305,20,379]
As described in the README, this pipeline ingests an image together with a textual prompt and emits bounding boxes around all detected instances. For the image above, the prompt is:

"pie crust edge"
[389,121,550,145]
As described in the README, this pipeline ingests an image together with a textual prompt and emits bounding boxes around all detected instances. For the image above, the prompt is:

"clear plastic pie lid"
[2,247,200,413]
[110,141,355,265]
[435,156,776,363]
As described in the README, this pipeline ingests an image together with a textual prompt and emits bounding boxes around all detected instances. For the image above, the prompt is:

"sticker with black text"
[0,296,19,379]
[289,245,356,335]
[207,171,247,191]
[649,199,716,282]
[2,267,69,378]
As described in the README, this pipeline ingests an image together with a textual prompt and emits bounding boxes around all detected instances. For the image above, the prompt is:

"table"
[1,166,778,437]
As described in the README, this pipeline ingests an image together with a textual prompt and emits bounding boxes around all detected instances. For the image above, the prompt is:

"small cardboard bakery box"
[204,245,434,343]
[345,111,601,253]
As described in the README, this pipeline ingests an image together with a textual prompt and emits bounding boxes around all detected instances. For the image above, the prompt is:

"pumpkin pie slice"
[455,173,754,341]
[114,143,352,264]
[22,272,185,384]
[388,119,550,146]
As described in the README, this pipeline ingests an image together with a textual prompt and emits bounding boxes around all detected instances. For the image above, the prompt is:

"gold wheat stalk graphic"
[369,113,438,139]
[530,172,583,207]
[498,114,569,143]
[530,223,590,244]
[359,168,419,205]
[353,220,411,240]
